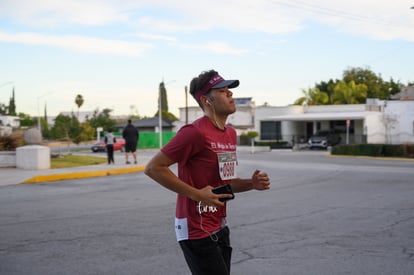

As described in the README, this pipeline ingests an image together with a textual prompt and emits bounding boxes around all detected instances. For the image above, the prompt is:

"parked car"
[308,130,341,149]
[91,138,125,153]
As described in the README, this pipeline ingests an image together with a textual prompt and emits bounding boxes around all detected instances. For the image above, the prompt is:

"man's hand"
[195,185,233,208]
[251,170,270,190]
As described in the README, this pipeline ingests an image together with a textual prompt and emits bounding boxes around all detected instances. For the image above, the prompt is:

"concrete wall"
[16,145,51,170]
[383,101,414,144]
[365,113,385,144]
[0,151,16,167]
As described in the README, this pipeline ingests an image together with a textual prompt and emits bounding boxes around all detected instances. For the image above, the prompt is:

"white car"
[308,130,341,149]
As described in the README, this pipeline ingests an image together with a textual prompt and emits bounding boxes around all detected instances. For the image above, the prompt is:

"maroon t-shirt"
[161,116,237,241]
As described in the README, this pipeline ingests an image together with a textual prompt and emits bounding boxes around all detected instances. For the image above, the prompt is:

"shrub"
[0,130,25,151]
[402,144,414,158]
[331,144,413,158]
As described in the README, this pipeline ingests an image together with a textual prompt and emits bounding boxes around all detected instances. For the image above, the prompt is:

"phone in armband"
[212,184,235,202]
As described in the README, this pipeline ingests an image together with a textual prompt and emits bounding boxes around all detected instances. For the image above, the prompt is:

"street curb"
[22,165,146,184]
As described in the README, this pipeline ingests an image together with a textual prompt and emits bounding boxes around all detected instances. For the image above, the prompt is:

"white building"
[254,99,414,145]
[373,100,414,144]
[176,97,255,135]
[0,115,20,128]
[0,115,20,136]
[176,97,414,145]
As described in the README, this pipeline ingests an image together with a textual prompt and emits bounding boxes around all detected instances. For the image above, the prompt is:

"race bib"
[217,152,237,180]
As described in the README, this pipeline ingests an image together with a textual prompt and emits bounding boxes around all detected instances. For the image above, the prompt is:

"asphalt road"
[1,151,413,275]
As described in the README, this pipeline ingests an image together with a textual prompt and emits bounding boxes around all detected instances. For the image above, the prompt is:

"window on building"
[316,121,321,131]
[330,120,354,134]
[260,121,282,140]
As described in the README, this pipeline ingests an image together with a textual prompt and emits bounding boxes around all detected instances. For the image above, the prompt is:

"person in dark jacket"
[122,119,139,164]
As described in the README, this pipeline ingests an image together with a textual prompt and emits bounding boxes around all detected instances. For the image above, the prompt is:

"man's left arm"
[230,170,270,193]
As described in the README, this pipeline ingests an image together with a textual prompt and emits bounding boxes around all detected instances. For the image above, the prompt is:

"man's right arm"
[144,151,227,207]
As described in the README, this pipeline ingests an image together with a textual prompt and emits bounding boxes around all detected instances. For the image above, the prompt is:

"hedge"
[331,144,414,158]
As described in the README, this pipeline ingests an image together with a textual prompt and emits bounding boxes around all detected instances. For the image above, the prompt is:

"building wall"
[0,115,20,128]
[305,104,365,113]
[383,100,414,144]
[178,98,255,132]
[227,105,254,128]
[364,113,385,144]
[178,106,204,125]
[255,105,304,136]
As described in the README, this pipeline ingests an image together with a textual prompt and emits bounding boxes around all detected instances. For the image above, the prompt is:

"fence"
[112,132,176,149]
[252,134,368,147]
[137,132,176,149]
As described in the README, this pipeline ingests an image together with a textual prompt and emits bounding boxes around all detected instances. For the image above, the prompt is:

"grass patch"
[51,154,106,169]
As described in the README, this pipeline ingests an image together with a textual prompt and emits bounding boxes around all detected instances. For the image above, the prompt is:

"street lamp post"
[158,88,162,148]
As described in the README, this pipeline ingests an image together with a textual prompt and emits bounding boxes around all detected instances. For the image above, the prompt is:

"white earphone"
[206,99,212,105]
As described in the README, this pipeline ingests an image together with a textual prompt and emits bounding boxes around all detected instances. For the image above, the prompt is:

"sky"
[0,0,413,118]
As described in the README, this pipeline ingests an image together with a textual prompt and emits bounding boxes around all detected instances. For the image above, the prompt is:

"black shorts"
[125,142,137,153]
[179,226,232,275]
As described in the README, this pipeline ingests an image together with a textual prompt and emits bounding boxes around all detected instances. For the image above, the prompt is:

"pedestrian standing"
[145,69,271,275]
[122,119,139,164]
[104,129,116,164]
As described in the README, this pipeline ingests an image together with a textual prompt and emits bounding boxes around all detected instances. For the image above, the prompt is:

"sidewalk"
[0,150,156,186]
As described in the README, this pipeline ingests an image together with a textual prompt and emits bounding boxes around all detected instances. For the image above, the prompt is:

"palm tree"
[332,81,367,104]
[294,87,329,105]
[75,94,84,119]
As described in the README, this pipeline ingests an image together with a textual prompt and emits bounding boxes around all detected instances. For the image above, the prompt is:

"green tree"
[160,110,178,121]
[41,117,50,139]
[8,87,16,115]
[293,66,409,105]
[158,82,168,113]
[18,112,34,127]
[294,87,329,105]
[315,79,339,103]
[51,114,73,140]
[88,108,117,134]
[154,81,178,121]
[386,78,401,97]
[77,121,95,142]
[42,103,50,139]
[50,113,80,141]
[75,94,84,119]
[69,118,82,144]
[342,67,389,99]
[332,80,368,104]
